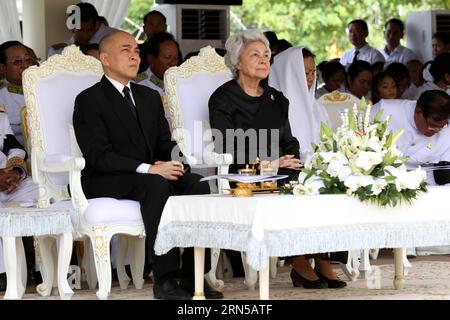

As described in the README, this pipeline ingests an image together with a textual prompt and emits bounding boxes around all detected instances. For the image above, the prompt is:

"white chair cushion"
[50,198,142,228]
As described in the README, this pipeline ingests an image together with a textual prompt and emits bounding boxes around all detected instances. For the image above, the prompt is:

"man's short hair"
[146,32,177,58]
[429,52,450,83]
[385,18,404,33]
[143,10,166,24]
[76,2,99,24]
[263,31,278,47]
[81,43,100,55]
[417,90,450,121]
[348,19,368,32]
[433,32,450,45]
[0,41,25,64]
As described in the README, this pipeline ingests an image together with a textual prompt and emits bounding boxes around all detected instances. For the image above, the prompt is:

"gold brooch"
[270,94,275,101]
[427,143,433,150]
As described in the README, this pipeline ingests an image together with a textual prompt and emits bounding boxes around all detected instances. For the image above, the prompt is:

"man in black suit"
[73,31,222,300]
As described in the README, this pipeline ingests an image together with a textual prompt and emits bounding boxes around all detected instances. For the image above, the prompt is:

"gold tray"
[228,187,279,197]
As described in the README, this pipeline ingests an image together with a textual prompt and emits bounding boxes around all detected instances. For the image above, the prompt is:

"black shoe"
[26,267,42,287]
[314,268,347,289]
[180,278,224,299]
[0,273,6,292]
[290,269,327,289]
[143,264,152,278]
[329,251,349,264]
[153,278,192,300]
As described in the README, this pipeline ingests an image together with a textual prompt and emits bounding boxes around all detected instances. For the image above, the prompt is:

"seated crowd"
[0,1,449,299]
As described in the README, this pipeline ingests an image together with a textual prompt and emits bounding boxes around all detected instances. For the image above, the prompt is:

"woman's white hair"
[224,29,271,78]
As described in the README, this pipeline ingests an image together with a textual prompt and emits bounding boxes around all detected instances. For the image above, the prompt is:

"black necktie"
[122,86,137,118]
[352,50,360,64]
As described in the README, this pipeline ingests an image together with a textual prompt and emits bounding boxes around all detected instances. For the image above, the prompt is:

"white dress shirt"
[381,44,418,65]
[340,44,385,68]
[47,25,119,58]
[104,75,151,174]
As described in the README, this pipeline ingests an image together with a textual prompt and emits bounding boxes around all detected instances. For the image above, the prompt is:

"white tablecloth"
[0,207,73,237]
[155,186,450,270]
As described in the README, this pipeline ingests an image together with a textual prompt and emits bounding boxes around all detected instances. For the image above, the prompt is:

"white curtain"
[0,0,22,43]
[82,0,131,29]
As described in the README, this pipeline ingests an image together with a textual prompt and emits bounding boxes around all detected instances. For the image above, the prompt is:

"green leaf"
[374,109,384,123]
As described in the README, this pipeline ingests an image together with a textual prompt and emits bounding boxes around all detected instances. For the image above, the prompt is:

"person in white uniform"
[372,90,450,256]
[269,46,330,161]
[48,3,118,57]
[134,32,180,97]
[340,20,385,68]
[381,18,417,66]
[0,41,35,145]
[0,108,39,291]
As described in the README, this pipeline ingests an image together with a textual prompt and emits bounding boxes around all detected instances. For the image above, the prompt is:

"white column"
[22,0,73,60]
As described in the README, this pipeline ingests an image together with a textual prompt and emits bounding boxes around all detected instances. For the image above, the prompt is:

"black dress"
[208,79,346,265]
[209,79,300,177]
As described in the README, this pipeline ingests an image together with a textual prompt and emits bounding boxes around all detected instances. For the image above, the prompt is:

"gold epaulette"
[0,105,5,113]
[134,72,147,83]
[7,84,24,95]
[150,74,164,90]
[6,156,27,176]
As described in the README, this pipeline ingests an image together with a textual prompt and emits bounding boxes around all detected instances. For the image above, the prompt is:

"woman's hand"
[261,155,302,170]
[278,155,303,169]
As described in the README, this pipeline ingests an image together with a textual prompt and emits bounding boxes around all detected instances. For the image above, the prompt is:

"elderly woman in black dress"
[209,29,346,289]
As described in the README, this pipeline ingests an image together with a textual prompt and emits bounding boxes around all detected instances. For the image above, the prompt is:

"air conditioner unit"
[153,4,230,59]
[406,10,450,63]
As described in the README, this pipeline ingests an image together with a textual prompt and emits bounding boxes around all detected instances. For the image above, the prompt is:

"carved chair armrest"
[34,153,89,220]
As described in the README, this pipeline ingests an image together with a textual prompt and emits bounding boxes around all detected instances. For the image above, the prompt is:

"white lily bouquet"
[282,99,428,207]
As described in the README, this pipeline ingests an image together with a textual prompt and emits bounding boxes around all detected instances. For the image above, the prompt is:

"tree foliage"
[231,0,450,62]
[122,0,450,62]
[121,0,155,40]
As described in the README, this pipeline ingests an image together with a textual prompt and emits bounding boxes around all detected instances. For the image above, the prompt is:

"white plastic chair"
[22,45,146,299]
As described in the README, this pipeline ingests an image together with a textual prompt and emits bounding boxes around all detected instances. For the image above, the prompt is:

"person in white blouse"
[315,60,346,98]
[340,19,385,68]
[381,18,417,66]
[269,46,330,161]
[414,52,450,100]
[345,60,373,100]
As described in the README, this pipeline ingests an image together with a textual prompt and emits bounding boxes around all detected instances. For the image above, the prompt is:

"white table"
[154,186,450,299]
[0,207,73,299]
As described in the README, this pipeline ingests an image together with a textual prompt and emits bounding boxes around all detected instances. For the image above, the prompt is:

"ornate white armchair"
[22,45,146,299]
[164,46,232,291]
[318,90,361,130]
[164,46,279,291]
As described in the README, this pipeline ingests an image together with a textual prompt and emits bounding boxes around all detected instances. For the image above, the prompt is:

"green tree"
[231,0,450,63]
[121,0,155,40]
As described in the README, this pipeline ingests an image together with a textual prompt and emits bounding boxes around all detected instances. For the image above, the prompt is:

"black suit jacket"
[73,76,181,185]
